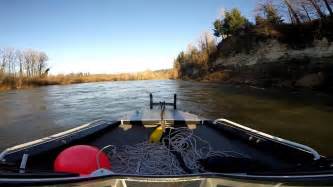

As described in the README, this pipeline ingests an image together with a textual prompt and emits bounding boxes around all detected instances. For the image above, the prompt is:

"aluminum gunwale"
[1,172,333,185]
[213,118,321,160]
[0,119,114,161]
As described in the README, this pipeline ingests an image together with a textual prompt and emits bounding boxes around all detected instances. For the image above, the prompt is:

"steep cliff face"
[209,38,333,91]
[214,39,333,66]
[174,17,333,92]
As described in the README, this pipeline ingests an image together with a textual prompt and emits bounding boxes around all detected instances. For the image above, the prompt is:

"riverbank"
[199,70,333,93]
[0,70,174,91]
[197,39,333,93]
[174,11,333,93]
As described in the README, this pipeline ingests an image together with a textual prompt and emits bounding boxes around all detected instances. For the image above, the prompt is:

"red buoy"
[54,145,111,176]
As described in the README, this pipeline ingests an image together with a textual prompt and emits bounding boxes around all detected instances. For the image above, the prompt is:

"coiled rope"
[103,127,248,175]
[106,142,185,175]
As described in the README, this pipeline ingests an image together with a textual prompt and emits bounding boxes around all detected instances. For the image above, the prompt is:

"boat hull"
[0,110,332,186]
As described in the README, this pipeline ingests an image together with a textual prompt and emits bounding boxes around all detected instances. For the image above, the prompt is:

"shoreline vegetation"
[0,46,174,91]
[2,0,333,92]
[0,70,174,91]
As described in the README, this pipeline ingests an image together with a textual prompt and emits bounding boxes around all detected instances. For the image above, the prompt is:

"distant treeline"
[0,48,49,78]
[46,70,174,85]
[174,0,333,79]
[0,67,174,90]
[0,48,51,89]
[0,47,174,90]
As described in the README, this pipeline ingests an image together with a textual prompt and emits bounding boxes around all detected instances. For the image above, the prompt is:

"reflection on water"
[0,80,332,156]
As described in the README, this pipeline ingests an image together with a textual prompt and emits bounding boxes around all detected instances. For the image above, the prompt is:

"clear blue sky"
[0,0,257,74]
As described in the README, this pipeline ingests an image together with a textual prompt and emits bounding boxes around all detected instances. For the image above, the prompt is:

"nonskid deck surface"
[88,123,292,172]
[25,122,292,174]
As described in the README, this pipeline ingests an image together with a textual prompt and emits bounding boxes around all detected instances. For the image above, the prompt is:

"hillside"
[174,2,333,92]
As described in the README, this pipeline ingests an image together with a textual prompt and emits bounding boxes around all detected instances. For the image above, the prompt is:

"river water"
[0,80,332,156]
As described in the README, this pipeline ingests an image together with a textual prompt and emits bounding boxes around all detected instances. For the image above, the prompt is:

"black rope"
[160,101,166,121]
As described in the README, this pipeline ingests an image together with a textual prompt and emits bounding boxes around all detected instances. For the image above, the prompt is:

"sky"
[0,0,257,74]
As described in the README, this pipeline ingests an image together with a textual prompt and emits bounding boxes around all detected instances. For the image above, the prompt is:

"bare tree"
[37,52,48,76]
[23,49,32,77]
[284,0,302,23]
[0,48,16,76]
[24,49,49,77]
[256,0,284,24]
[0,48,49,79]
[322,0,333,16]
[15,50,24,77]
[0,49,4,75]
[198,32,216,57]
[301,4,312,21]
[307,0,325,18]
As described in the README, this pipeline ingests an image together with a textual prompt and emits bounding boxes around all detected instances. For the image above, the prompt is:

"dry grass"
[201,71,229,82]
[0,70,174,91]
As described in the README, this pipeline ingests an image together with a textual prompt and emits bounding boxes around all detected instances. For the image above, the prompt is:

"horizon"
[0,0,256,74]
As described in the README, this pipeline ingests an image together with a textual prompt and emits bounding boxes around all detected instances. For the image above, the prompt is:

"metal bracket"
[19,154,29,173]
[149,93,177,109]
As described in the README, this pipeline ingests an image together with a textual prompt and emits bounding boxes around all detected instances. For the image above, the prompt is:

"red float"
[54,145,111,176]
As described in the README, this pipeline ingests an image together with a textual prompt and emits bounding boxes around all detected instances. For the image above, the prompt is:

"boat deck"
[26,121,293,173]
[91,123,292,169]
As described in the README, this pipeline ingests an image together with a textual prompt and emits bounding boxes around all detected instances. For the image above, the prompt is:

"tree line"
[0,48,49,79]
[213,0,333,39]
[173,32,217,79]
[255,0,332,24]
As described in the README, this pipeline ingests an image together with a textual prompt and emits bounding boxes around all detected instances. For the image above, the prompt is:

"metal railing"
[150,93,177,109]
[213,118,321,160]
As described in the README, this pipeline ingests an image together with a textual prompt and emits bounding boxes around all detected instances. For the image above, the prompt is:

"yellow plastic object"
[149,126,163,143]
